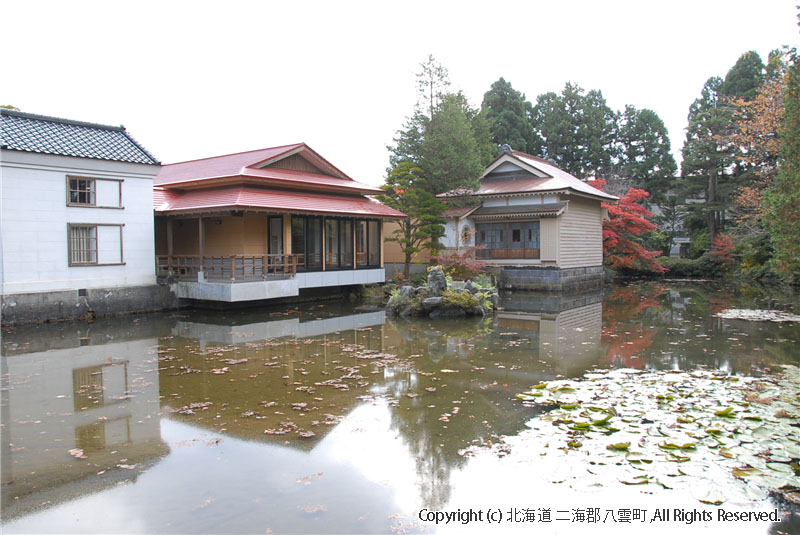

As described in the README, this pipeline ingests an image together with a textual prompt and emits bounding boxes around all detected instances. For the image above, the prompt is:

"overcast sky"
[3,1,798,185]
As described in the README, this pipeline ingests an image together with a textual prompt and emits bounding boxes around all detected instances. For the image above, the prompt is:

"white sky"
[3,1,798,186]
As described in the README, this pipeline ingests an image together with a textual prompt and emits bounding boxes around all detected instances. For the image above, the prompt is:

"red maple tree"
[711,233,736,266]
[593,180,666,273]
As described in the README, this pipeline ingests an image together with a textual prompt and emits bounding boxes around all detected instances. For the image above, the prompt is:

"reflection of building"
[157,309,388,449]
[0,109,167,324]
[1,317,169,519]
[497,290,604,377]
[172,310,386,346]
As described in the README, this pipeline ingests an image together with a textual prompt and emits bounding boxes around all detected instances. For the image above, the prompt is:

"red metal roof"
[442,206,477,218]
[154,185,406,219]
[155,144,304,185]
[155,142,382,195]
[240,167,381,194]
[457,150,618,201]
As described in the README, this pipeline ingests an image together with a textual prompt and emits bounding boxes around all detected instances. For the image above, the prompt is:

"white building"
[0,109,168,323]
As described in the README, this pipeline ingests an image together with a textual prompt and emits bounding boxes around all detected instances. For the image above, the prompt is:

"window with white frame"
[68,224,124,266]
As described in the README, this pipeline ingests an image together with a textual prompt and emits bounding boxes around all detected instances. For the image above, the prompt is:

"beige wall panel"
[540,218,559,263]
[558,196,603,269]
[283,214,292,255]
[241,213,268,255]
[172,219,200,255]
[382,220,431,264]
[154,218,167,256]
[204,216,244,255]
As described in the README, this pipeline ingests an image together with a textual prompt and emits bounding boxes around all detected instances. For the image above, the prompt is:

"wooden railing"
[156,254,297,281]
[475,248,540,260]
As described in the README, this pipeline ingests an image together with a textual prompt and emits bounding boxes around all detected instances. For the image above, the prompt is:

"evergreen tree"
[388,56,492,195]
[419,93,486,194]
[615,106,677,201]
[720,51,765,100]
[680,52,766,246]
[481,77,536,154]
[529,82,616,179]
[376,162,446,279]
[764,50,800,278]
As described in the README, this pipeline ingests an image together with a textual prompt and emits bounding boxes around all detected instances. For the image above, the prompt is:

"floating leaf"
[767,462,794,474]
[715,407,736,418]
[607,442,630,451]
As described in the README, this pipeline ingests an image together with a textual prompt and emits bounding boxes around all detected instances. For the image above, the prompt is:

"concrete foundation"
[490,265,605,293]
[1,285,181,325]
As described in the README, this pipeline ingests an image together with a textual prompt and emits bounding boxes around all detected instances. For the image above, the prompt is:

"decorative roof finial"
[500,144,513,154]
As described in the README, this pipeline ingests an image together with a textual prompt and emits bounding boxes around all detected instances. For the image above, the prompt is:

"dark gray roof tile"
[0,109,159,165]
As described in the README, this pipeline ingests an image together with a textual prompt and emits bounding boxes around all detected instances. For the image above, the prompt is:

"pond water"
[1,281,799,534]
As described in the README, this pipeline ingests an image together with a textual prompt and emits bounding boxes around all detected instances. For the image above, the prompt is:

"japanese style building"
[440,147,618,291]
[153,143,405,302]
[0,109,168,324]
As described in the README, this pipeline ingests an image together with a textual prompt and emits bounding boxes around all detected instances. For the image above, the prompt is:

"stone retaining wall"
[490,265,605,293]
[1,285,181,325]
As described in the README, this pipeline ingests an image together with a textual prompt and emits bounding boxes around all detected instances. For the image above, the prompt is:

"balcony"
[475,248,540,260]
[156,254,296,281]
[155,254,385,302]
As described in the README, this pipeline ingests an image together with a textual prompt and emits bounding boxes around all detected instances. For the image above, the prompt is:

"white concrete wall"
[1,150,160,294]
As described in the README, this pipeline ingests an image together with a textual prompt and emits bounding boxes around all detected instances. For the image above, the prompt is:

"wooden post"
[198,217,205,281]
[166,219,174,258]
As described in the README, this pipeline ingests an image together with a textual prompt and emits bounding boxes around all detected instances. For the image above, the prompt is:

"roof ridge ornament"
[500,144,513,154]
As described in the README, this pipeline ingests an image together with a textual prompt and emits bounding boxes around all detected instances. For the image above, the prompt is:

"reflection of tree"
[603,283,665,368]
[603,282,800,375]
[381,317,549,509]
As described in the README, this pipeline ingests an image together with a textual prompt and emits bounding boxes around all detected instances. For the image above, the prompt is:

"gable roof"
[154,143,380,194]
[462,150,617,201]
[0,109,159,165]
[153,185,405,218]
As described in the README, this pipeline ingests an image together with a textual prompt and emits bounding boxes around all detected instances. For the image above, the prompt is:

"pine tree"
[376,162,446,278]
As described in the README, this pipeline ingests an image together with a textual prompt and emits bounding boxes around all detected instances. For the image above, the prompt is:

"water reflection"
[1,317,170,521]
[1,282,798,533]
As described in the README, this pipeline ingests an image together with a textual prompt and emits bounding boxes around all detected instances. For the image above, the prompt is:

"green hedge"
[659,253,721,278]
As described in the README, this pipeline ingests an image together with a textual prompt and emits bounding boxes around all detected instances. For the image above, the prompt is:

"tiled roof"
[153,185,406,219]
[0,109,159,165]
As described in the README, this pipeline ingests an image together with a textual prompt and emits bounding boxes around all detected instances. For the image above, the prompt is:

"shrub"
[441,289,482,314]
[659,253,721,278]
[432,248,487,280]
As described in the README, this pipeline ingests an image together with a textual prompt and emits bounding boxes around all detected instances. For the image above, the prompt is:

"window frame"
[67,223,126,267]
[356,218,381,269]
[66,176,124,209]
[324,217,354,270]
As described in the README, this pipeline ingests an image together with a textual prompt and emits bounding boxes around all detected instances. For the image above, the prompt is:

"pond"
[1,281,799,534]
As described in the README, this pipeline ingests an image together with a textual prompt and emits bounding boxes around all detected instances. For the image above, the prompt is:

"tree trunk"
[707,173,718,244]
